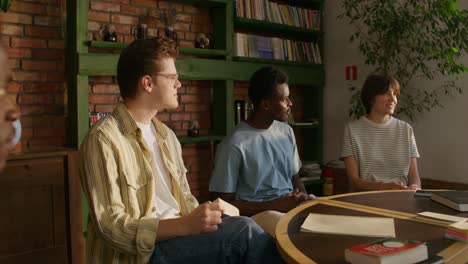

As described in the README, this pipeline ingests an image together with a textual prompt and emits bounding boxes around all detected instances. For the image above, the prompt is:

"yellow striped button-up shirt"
[79,103,199,264]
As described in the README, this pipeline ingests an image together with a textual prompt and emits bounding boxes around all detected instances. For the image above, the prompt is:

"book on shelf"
[430,191,468,212]
[300,213,396,237]
[234,33,322,64]
[235,0,321,30]
[344,238,428,264]
[299,161,321,181]
[445,221,468,242]
[89,111,110,127]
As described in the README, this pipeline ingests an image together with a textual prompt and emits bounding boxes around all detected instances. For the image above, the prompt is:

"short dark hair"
[360,74,400,114]
[248,66,288,107]
[117,37,178,99]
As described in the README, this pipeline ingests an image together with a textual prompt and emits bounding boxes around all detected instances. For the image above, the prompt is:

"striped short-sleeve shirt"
[340,116,419,184]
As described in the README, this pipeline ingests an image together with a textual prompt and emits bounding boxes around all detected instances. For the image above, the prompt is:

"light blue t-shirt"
[209,121,301,202]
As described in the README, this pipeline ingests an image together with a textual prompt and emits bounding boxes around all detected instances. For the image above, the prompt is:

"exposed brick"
[184,103,209,112]
[171,112,190,121]
[88,21,101,31]
[31,49,63,59]
[111,14,139,25]
[132,0,157,8]
[177,14,192,23]
[178,40,192,48]
[47,73,66,82]
[12,71,47,82]
[28,116,66,128]
[107,0,130,3]
[26,137,65,150]
[0,12,33,24]
[46,5,60,17]
[141,16,161,28]
[25,26,61,38]
[180,94,209,104]
[26,104,64,115]
[8,59,19,69]
[34,16,61,26]
[92,84,119,94]
[18,94,55,104]
[33,127,65,137]
[5,82,20,93]
[7,48,32,58]
[1,24,23,36]
[23,83,60,93]
[156,113,170,122]
[11,37,47,48]
[95,104,117,113]
[174,23,190,32]
[89,94,120,104]
[90,2,120,13]
[183,5,203,14]
[120,6,146,16]
[88,10,110,22]
[48,39,65,49]
[192,16,210,25]
[10,2,45,15]
[184,32,196,41]
[22,60,57,71]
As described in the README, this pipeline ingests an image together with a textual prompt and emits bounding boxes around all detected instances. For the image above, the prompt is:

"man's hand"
[272,192,308,212]
[180,201,224,236]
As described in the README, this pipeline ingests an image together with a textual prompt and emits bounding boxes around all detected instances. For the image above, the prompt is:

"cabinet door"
[0,156,68,263]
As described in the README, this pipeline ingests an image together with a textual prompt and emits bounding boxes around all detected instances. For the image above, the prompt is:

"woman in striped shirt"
[340,74,422,191]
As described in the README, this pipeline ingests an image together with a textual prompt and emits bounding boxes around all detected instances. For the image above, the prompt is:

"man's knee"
[222,216,265,236]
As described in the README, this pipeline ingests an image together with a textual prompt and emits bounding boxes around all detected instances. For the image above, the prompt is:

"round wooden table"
[275,190,468,264]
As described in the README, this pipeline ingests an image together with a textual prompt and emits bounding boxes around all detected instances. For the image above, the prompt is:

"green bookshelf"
[88,41,228,56]
[234,17,322,41]
[178,134,224,144]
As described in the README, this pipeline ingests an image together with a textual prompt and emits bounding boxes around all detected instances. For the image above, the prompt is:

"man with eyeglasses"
[0,45,20,172]
[79,37,284,264]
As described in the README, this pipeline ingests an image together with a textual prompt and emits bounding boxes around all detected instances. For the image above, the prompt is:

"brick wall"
[0,0,309,200]
[1,0,66,150]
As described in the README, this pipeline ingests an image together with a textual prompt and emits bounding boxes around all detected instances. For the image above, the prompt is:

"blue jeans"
[149,216,285,264]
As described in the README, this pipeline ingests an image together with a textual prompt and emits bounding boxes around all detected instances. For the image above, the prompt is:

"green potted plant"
[339,0,468,120]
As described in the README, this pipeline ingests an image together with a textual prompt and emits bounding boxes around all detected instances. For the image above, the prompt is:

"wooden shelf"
[88,41,228,56]
[233,56,322,67]
[234,18,322,41]
[178,134,224,144]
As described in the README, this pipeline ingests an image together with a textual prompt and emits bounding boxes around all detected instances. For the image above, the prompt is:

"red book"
[345,238,428,264]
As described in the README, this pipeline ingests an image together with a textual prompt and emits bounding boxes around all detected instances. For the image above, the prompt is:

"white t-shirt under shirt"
[136,121,180,219]
[340,116,420,185]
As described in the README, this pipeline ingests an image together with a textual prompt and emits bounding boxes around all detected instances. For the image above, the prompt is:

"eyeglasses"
[154,73,179,83]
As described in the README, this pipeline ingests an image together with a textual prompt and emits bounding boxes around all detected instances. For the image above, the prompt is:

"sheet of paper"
[418,211,467,223]
[301,213,396,237]
[214,198,239,216]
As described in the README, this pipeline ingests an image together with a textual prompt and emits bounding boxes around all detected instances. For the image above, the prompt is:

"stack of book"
[430,191,468,212]
[299,161,322,182]
[445,221,468,242]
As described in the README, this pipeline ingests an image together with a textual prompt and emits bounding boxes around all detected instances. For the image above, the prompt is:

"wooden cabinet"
[0,149,83,264]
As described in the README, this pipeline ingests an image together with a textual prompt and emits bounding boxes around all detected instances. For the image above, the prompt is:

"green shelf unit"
[233,56,322,67]
[234,17,322,41]
[291,123,319,129]
[171,0,228,7]
[88,41,228,56]
[78,54,324,86]
[178,134,224,144]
